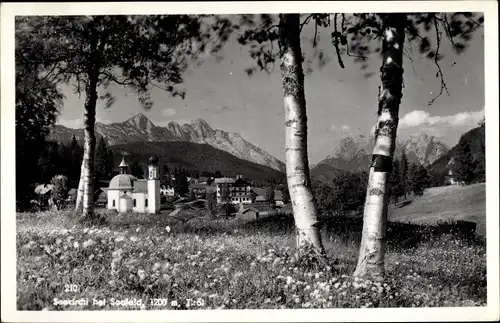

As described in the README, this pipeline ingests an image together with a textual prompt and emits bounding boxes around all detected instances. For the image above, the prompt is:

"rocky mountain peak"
[51,115,286,172]
[127,112,155,129]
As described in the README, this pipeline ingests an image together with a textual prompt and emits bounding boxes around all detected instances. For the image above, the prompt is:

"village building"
[251,187,268,204]
[215,175,252,205]
[236,203,275,222]
[198,176,213,185]
[94,187,108,207]
[160,184,176,197]
[274,190,285,207]
[107,155,161,214]
[445,169,460,185]
[189,182,217,197]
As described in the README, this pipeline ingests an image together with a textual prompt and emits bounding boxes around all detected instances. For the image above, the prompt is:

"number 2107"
[65,284,79,292]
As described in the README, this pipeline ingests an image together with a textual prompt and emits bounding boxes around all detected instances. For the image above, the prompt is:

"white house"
[214,175,252,205]
[107,155,161,214]
[161,184,176,197]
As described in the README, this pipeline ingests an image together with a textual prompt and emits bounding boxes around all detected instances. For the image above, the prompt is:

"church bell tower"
[147,155,160,214]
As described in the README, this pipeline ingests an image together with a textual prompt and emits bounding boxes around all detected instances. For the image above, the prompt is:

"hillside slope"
[108,141,285,182]
[388,183,486,235]
[430,124,485,176]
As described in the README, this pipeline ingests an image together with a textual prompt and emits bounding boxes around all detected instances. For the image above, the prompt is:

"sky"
[57,14,485,164]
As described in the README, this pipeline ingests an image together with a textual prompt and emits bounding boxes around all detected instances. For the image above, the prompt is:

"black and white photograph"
[1,1,499,322]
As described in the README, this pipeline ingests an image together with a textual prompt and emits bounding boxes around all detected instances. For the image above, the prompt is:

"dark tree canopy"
[452,141,477,184]
[16,15,234,111]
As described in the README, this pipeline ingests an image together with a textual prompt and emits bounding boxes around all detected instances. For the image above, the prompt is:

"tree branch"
[300,14,315,32]
[332,14,345,69]
[428,17,450,106]
[313,20,318,47]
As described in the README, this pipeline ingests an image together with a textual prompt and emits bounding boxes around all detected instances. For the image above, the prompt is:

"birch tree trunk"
[75,159,85,212]
[278,14,325,255]
[81,72,99,218]
[354,14,407,279]
[80,26,101,218]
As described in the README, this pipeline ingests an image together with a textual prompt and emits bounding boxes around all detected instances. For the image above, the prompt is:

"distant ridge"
[311,133,450,182]
[50,113,285,172]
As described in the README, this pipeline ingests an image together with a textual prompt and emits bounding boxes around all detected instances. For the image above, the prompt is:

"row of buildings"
[161,174,285,206]
[34,155,286,214]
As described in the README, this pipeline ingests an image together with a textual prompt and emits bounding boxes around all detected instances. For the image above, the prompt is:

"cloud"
[328,124,351,132]
[57,118,83,129]
[399,108,484,128]
[341,125,351,132]
[206,105,234,114]
[161,108,177,117]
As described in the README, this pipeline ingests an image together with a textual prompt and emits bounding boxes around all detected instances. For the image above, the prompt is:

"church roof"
[109,174,136,190]
[149,155,159,165]
[118,156,129,168]
[120,193,132,199]
[134,180,148,193]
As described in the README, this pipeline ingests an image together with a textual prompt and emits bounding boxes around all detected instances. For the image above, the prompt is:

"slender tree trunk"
[75,161,85,212]
[354,14,406,279]
[278,14,325,255]
[80,26,102,218]
[82,73,99,218]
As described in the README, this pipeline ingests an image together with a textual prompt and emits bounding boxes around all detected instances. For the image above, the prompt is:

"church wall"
[132,192,146,213]
[107,190,121,211]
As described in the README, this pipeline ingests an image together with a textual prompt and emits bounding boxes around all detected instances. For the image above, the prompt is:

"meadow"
[16,206,486,311]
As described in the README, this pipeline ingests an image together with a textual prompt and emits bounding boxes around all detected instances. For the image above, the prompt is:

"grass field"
[389,183,486,236]
[17,191,487,310]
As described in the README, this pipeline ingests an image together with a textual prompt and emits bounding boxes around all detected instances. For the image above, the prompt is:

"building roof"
[239,203,274,212]
[120,193,132,199]
[148,155,159,165]
[190,183,212,189]
[215,177,236,184]
[255,196,267,202]
[134,180,148,193]
[241,207,260,214]
[109,174,136,190]
[34,184,53,195]
[94,187,108,195]
[252,188,267,197]
[234,178,251,186]
[118,156,129,168]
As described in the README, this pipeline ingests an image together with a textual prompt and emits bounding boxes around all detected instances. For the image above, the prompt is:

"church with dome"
[107,155,161,214]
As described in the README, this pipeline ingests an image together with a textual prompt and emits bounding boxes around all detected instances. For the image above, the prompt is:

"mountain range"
[51,113,480,186]
[311,133,450,182]
[50,113,286,172]
[107,141,286,182]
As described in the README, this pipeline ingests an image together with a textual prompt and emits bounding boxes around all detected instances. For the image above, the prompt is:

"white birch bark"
[75,157,85,212]
[279,14,325,255]
[80,25,101,218]
[82,101,97,218]
[354,14,407,279]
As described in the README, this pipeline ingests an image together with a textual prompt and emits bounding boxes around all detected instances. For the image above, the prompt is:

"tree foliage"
[408,163,431,196]
[390,158,404,203]
[95,137,114,182]
[452,141,477,185]
[337,12,483,104]
[50,174,69,210]
[313,170,368,216]
[15,20,64,209]
[130,160,145,179]
[17,15,234,217]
